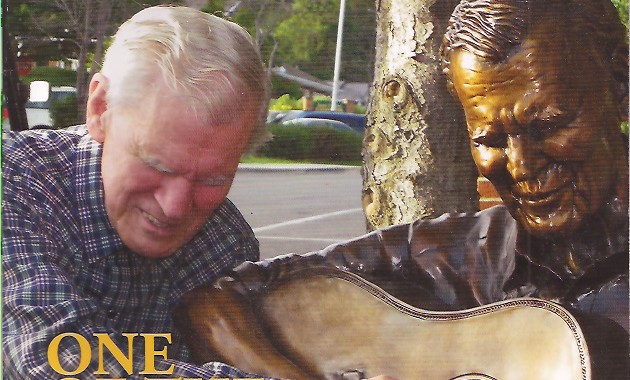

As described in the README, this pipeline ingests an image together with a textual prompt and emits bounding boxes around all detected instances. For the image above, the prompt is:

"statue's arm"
[177,285,315,380]
[321,206,519,310]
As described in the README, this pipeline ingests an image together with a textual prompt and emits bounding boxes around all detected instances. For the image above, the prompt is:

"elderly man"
[2,6,397,380]
[2,6,272,379]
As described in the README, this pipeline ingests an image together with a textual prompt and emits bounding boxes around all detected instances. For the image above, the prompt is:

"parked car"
[25,85,77,128]
[2,83,77,130]
[294,111,366,133]
[281,118,357,133]
[267,110,303,125]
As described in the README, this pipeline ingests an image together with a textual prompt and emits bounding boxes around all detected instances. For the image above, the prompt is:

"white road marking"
[255,236,343,243]
[252,208,363,233]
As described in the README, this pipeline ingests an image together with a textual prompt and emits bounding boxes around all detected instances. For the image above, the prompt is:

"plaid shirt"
[2,126,268,379]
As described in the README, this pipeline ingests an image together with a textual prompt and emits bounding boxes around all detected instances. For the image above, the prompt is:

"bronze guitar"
[176,266,590,380]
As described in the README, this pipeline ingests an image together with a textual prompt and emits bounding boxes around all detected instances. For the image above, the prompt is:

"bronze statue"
[181,265,593,379]
[440,0,628,327]
[175,0,628,378]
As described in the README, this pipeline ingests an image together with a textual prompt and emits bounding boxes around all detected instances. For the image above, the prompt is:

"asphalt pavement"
[228,163,369,260]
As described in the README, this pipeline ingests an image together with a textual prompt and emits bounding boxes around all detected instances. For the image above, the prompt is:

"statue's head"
[441,0,628,237]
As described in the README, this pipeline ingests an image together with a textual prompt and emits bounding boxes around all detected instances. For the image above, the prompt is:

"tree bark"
[89,0,114,81]
[3,6,29,132]
[362,0,478,230]
[75,0,92,122]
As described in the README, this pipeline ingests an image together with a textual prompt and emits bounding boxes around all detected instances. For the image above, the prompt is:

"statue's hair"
[441,0,628,115]
[441,0,528,64]
[101,6,270,153]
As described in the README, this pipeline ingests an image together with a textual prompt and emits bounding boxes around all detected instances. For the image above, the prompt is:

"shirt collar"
[72,127,125,263]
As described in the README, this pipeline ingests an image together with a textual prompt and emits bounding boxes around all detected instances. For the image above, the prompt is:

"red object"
[16,60,32,76]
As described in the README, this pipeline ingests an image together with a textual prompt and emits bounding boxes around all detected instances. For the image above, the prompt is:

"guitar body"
[177,267,590,380]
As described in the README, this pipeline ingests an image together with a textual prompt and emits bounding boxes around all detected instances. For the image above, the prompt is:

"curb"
[237,163,360,172]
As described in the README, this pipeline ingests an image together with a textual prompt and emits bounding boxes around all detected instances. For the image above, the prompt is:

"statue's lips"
[512,175,573,211]
[519,187,565,208]
[512,184,572,232]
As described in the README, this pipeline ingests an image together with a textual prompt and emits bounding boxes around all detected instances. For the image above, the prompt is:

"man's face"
[92,84,254,258]
[449,32,624,237]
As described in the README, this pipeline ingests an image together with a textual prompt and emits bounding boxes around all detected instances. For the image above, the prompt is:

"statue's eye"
[472,132,507,148]
[526,123,559,140]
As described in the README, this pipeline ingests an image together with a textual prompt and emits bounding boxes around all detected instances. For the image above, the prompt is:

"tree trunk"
[362,0,478,230]
[74,0,93,122]
[89,0,114,80]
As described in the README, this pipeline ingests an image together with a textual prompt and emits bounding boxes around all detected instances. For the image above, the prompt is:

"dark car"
[281,118,357,133]
[294,111,366,133]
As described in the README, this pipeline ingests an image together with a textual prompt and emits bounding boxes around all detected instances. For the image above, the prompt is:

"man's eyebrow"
[143,155,231,185]
[143,156,176,174]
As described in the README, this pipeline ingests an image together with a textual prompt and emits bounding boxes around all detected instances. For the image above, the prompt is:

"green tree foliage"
[234,0,293,73]
[611,0,629,28]
[8,0,182,120]
[5,1,75,64]
[340,0,376,82]
[611,0,629,134]
[230,8,257,37]
[275,0,338,78]
[201,0,226,16]
[202,0,293,73]
[273,0,375,82]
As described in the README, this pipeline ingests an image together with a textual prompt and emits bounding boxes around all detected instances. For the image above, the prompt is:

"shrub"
[50,94,81,129]
[270,94,302,111]
[21,67,77,86]
[258,124,363,164]
[353,104,367,114]
[311,127,363,162]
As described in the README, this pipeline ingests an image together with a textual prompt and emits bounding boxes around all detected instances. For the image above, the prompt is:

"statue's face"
[448,34,624,237]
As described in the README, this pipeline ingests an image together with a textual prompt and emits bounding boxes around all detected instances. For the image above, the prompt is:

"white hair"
[100,6,270,152]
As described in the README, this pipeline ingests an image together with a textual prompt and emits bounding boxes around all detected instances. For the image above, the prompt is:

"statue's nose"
[506,135,545,181]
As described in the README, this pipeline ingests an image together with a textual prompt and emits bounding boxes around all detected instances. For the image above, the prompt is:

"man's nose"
[155,176,194,219]
[506,135,544,181]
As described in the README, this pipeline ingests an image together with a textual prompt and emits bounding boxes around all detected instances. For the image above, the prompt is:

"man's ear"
[86,73,109,143]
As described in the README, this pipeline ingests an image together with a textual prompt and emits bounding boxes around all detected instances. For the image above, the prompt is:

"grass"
[240,156,305,164]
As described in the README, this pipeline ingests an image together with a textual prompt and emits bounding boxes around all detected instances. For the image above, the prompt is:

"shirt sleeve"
[1,178,275,380]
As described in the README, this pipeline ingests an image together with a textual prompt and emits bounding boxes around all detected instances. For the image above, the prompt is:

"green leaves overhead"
[274,0,375,81]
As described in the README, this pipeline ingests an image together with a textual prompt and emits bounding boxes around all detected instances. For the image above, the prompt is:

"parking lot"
[228,164,369,260]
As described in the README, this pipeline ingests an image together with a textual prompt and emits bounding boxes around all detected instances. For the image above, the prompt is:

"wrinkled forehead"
[448,33,596,110]
[448,48,592,134]
[448,49,536,102]
[159,72,254,127]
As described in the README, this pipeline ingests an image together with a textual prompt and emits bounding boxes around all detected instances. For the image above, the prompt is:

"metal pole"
[330,0,346,111]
